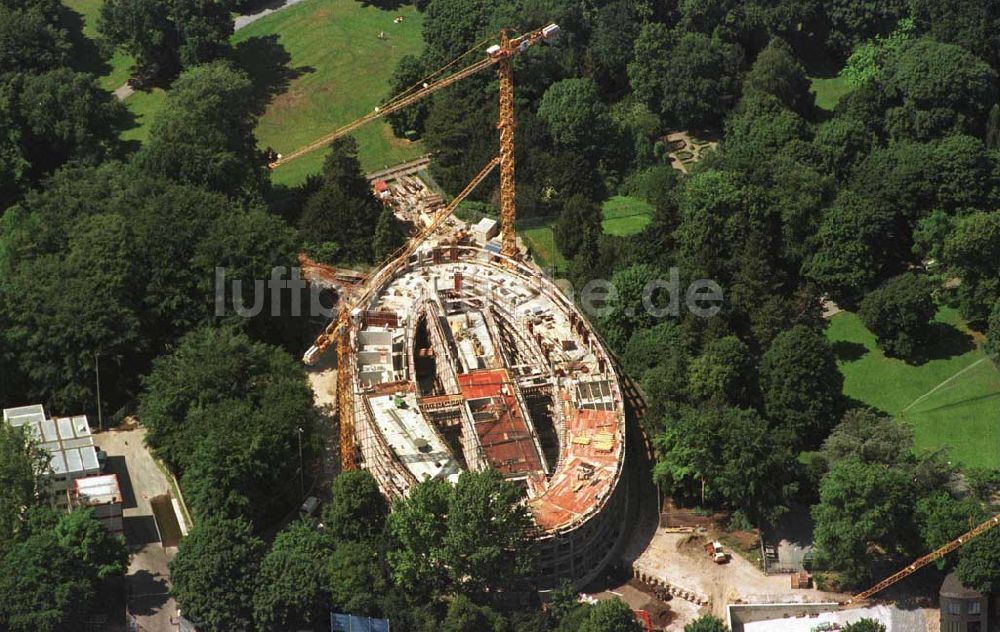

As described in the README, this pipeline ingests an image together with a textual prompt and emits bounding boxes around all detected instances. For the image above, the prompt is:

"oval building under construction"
[339,245,629,589]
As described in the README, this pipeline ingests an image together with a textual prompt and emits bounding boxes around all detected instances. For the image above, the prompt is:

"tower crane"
[287,23,559,471]
[270,23,561,259]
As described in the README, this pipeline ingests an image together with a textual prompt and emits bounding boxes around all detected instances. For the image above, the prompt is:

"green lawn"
[520,220,567,273]
[601,195,653,236]
[810,75,852,111]
[68,0,426,180]
[826,308,1000,469]
[234,0,427,184]
[62,0,134,92]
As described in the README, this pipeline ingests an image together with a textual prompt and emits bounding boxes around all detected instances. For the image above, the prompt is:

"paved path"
[97,426,178,632]
[114,0,307,101]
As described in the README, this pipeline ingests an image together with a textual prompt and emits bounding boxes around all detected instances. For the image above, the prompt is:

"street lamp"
[297,427,304,496]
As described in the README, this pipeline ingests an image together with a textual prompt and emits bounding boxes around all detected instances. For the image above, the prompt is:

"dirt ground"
[634,529,848,623]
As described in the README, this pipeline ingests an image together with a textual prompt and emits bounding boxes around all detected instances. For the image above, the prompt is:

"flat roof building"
[4,404,100,506]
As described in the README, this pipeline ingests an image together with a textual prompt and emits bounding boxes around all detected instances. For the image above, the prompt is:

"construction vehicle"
[706,541,729,564]
[285,24,560,471]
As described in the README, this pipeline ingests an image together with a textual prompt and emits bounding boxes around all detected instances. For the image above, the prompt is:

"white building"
[69,474,124,536]
[3,404,100,508]
[471,217,499,245]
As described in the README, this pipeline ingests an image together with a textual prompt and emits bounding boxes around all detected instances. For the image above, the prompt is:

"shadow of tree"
[58,4,112,79]
[127,569,171,616]
[832,340,867,363]
[232,35,315,117]
[919,321,976,363]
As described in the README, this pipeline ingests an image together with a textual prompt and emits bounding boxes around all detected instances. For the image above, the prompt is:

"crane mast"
[496,29,518,258]
[283,24,559,471]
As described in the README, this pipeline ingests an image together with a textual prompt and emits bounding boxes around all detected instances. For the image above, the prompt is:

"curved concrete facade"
[346,246,628,588]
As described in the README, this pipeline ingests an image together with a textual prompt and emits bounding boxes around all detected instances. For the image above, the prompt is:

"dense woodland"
[2,0,1000,630]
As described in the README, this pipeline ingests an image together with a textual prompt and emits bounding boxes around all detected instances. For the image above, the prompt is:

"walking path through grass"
[826,308,1000,469]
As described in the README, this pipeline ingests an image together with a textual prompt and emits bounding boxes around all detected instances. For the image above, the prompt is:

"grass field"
[810,75,852,111]
[826,308,1000,469]
[67,0,426,181]
[520,220,567,273]
[234,0,427,184]
[601,195,653,236]
[63,0,135,91]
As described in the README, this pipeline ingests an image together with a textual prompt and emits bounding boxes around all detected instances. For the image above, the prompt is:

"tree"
[598,263,668,351]
[760,325,843,448]
[1,212,144,413]
[914,492,986,569]
[134,61,266,197]
[386,478,452,597]
[685,615,730,632]
[386,54,431,137]
[0,509,127,632]
[0,3,71,74]
[821,0,907,59]
[813,117,873,182]
[373,206,407,262]
[687,336,756,408]
[857,272,936,360]
[300,138,385,263]
[139,327,314,523]
[170,516,264,632]
[881,38,998,142]
[940,211,1000,322]
[322,470,388,544]
[822,409,912,467]
[4,69,124,180]
[327,541,387,617]
[812,458,918,584]
[842,620,886,632]
[553,194,602,259]
[99,0,233,79]
[910,0,1000,69]
[440,594,506,632]
[578,598,642,632]
[742,38,813,116]
[253,520,331,631]
[654,405,795,519]
[804,190,896,304]
[629,24,741,129]
[956,527,1000,594]
[537,78,616,161]
[0,424,48,542]
[53,509,128,581]
[985,299,1000,361]
[442,469,535,595]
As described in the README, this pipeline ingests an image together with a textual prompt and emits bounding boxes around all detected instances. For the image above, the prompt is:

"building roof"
[73,474,122,505]
[4,405,98,476]
[474,217,498,232]
[941,572,986,599]
[367,392,461,484]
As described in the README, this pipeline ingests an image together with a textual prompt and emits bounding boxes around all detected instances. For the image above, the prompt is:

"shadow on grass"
[232,35,315,117]
[832,340,867,362]
[920,321,976,362]
[59,4,112,79]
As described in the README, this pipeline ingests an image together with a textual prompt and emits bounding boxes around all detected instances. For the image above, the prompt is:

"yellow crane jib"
[845,512,1000,605]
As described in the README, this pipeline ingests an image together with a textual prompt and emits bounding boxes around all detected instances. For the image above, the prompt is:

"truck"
[706,541,729,564]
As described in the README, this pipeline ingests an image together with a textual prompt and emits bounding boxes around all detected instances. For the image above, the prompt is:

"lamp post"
[297,427,304,496]
[95,352,103,432]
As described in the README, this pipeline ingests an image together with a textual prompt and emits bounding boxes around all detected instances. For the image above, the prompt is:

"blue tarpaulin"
[330,613,390,632]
